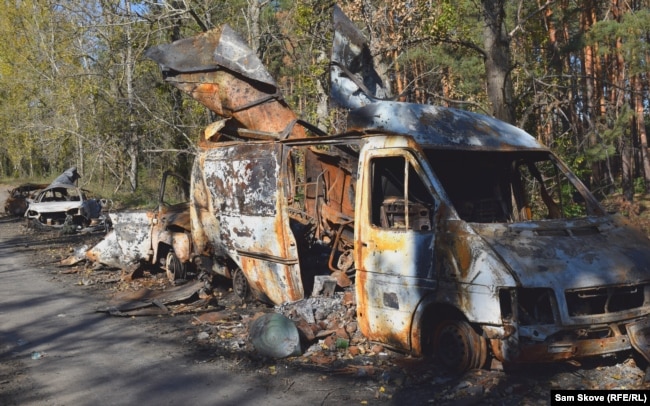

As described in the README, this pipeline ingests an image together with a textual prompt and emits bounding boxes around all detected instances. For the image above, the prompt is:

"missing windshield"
[426,150,591,223]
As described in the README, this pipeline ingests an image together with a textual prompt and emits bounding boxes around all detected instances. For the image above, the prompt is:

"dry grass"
[602,193,650,237]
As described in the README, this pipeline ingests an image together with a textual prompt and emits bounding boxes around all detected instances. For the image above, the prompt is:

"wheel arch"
[412,300,489,372]
[410,299,473,357]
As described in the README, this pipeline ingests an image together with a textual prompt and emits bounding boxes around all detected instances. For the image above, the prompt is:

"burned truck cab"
[349,101,650,371]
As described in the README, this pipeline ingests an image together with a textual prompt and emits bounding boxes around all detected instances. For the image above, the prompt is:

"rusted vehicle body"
[86,172,193,281]
[141,6,650,372]
[24,167,110,231]
[4,183,47,216]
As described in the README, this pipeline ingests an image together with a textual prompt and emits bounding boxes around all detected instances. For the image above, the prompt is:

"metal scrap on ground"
[98,281,205,316]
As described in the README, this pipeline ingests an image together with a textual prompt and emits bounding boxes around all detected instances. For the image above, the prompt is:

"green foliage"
[419,0,466,41]
[0,0,648,199]
[634,177,647,195]
[588,9,650,76]
[585,106,633,165]
[111,187,158,210]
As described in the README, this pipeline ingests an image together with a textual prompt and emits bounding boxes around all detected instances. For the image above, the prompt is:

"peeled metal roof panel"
[145,25,276,88]
[330,5,388,109]
[347,101,545,150]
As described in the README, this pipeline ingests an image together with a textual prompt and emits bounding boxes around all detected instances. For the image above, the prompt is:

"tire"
[433,319,488,373]
[165,251,187,282]
[232,268,250,301]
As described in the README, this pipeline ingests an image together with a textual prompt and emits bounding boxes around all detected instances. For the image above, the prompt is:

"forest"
[0,0,649,203]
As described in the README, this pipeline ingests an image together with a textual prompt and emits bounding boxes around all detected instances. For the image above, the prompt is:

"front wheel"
[433,320,488,373]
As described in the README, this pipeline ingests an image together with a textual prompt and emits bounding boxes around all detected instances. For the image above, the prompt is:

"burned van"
[184,101,650,372]
[142,6,650,372]
[345,102,650,372]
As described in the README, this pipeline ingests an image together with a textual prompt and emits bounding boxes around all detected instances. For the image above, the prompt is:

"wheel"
[232,268,250,300]
[165,251,187,282]
[433,320,487,373]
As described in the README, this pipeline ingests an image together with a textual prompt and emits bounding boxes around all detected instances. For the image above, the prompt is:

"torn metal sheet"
[330,5,389,109]
[86,210,151,268]
[99,281,203,316]
[50,166,81,186]
[146,26,306,140]
[627,319,650,364]
[59,245,89,266]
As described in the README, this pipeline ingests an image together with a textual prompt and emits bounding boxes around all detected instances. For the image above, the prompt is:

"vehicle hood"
[471,215,650,290]
[86,210,152,268]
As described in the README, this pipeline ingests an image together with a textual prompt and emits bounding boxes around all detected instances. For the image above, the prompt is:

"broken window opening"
[370,155,435,231]
[159,172,190,207]
[40,188,73,202]
[426,150,591,223]
[516,288,556,325]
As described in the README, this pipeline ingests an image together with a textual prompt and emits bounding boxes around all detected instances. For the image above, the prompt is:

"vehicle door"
[355,148,439,350]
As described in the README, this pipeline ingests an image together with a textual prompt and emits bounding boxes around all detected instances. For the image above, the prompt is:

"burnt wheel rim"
[166,251,186,281]
[232,269,249,299]
[434,320,485,373]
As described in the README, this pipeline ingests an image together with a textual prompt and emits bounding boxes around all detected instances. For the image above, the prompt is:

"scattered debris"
[98,281,205,316]
[7,185,650,406]
[30,351,44,360]
[58,245,89,266]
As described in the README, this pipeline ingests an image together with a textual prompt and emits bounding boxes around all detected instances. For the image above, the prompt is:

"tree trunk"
[125,0,137,192]
[246,0,262,53]
[394,50,404,101]
[580,1,603,189]
[633,75,650,192]
[480,0,515,124]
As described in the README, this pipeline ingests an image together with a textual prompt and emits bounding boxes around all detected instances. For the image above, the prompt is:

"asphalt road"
[0,219,377,406]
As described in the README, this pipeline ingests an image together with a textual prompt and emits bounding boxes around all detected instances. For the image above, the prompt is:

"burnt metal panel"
[194,142,303,304]
[146,27,306,140]
[49,166,81,187]
[145,25,276,87]
[86,211,152,268]
[203,143,278,218]
[330,5,389,109]
[475,218,650,298]
[347,102,545,151]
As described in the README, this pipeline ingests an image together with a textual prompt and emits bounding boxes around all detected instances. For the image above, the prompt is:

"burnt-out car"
[24,167,109,231]
[25,183,107,230]
[4,183,47,216]
[86,171,193,282]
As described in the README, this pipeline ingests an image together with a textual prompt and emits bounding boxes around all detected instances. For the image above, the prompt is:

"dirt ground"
[2,184,650,405]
